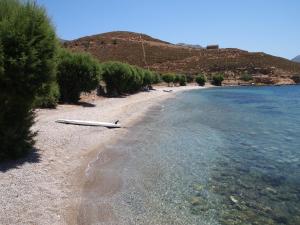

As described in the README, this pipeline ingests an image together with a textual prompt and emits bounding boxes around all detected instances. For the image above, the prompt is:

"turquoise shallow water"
[82,86,300,225]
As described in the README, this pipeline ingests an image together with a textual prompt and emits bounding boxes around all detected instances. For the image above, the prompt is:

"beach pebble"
[265,187,277,194]
[230,196,238,204]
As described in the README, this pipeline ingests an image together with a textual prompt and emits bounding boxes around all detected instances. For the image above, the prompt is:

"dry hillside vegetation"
[65,31,300,85]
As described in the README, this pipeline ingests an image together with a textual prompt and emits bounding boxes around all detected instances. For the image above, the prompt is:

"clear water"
[80,86,300,225]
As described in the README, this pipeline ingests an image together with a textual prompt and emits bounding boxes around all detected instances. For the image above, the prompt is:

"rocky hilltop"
[64,31,300,85]
[176,43,203,49]
[292,55,300,63]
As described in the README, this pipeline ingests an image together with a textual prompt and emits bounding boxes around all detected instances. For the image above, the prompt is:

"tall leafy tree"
[100,61,157,96]
[195,74,207,86]
[57,49,101,103]
[0,0,58,160]
[212,73,224,86]
[162,73,175,86]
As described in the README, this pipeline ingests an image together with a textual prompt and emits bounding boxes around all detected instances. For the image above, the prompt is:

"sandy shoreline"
[0,84,205,225]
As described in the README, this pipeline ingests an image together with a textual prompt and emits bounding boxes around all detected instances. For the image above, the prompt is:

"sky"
[36,0,299,59]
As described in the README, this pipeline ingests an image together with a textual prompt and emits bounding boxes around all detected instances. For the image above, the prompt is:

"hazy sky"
[36,0,299,59]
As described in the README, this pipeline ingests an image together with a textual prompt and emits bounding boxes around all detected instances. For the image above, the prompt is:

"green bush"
[240,73,253,81]
[195,74,207,86]
[174,74,181,84]
[177,75,187,86]
[212,73,224,86]
[127,66,143,92]
[0,0,57,160]
[152,73,161,84]
[100,62,158,95]
[186,74,194,83]
[162,73,175,86]
[57,49,101,103]
[143,70,154,87]
[34,82,60,108]
[101,61,138,95]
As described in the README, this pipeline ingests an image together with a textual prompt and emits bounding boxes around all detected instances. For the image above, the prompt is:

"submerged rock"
[190,196,202,206]
[261,174,286,187]
[193,184,204,192]
[273,215,289,224]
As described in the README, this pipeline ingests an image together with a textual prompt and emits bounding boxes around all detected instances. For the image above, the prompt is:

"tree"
[57,49,101,103]
[173,74,187,86]
[178,75,187,86]
[174,74,181,85]
[240,73,253,82]
[101,61,137,95]
[100,62,159,96]
[186,74,194,83]
[152,73,161,84]
[142,70,154,87]
[0,0,57,160]
[162,73,175,86]
[212,73,224,86]
[126,66,143,92]
[195,74,207,86]
[34,82,60,108]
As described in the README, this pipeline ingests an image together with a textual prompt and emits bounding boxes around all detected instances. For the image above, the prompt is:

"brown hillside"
[64,31,300,85]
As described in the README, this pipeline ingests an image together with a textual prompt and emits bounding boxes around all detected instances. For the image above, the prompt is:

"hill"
[58,38,68,44]
[292,55,300,63]
[64,31,300,85]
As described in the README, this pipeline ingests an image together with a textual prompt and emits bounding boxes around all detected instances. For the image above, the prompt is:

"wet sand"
[0,85,204,225]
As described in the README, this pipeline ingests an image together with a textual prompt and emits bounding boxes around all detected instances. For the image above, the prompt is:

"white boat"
[56,119,121,128]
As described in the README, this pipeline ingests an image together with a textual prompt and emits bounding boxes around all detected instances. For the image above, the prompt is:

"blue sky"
[36,0,299,59]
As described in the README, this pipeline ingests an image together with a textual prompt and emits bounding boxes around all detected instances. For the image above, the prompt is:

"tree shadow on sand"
[76,101,96,108]
[0,148,41,173]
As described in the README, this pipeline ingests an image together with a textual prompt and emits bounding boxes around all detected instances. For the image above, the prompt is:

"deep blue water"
[83,86,300,225]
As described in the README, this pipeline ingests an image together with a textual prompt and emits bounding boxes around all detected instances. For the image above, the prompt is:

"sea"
[80,85,300,225]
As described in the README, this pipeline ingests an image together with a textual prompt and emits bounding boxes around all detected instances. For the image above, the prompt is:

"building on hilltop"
[206,45,219,50]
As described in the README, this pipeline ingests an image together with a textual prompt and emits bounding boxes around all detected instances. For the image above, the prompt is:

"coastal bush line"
[162,73,187,86]
[0,0,57,160]
[35,53,163,104]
